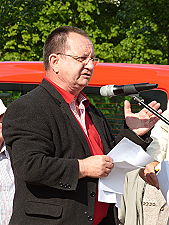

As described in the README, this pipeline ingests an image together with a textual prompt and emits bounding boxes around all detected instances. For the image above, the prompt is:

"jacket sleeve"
[2,97,79,191]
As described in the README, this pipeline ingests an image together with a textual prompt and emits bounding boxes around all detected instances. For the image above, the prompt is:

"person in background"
[140,110,169,187]
[3,26,161,225]
[140,109,169,225]
[0,99,15,225]
[118,110,169,225]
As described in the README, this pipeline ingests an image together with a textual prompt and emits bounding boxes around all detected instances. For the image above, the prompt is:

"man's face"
[0,114,4,145]
[56,32,95,94]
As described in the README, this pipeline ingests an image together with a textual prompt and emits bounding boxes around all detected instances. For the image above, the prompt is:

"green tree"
[0,0,169,64]
[114,0,169,64]
[139,0,169,64]
[0,0,119,61]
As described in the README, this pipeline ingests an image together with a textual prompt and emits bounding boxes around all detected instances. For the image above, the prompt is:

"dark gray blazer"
[3,79,151,225]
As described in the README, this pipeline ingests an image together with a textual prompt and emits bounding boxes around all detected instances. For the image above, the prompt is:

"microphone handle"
[133,96,169,125]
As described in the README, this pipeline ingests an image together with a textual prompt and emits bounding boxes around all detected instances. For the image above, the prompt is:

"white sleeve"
[146,110,169,162]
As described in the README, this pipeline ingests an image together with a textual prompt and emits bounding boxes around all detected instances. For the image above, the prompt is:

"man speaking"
[3,26,161,225]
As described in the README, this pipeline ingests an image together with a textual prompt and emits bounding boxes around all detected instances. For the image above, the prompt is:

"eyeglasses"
[57,53,99,66]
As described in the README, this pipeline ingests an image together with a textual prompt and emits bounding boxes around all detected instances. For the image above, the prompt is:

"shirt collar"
[44,77,90,107]
[0,144,9,158]
[0,143,5,153]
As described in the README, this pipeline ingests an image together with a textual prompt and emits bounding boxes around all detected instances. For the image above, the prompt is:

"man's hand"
[124,100,162,136]
[78,155,114,178]
[139,161,160,189]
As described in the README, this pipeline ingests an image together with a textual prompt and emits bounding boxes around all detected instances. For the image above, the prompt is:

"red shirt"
[45,77,109,224]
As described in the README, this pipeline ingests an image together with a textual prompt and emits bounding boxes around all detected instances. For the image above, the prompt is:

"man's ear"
[49,53,59,73]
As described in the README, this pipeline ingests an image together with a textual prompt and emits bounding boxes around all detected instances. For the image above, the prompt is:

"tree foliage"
[0,0,169,64]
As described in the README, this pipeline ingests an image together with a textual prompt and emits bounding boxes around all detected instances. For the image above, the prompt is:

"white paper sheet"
[157,160,169,205]
[98,137,154,206]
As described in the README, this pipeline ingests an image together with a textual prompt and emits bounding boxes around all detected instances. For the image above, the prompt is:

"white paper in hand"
[98,137,154,206]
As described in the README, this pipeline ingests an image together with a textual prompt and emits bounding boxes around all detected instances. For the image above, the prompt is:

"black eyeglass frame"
[57,53,99,65]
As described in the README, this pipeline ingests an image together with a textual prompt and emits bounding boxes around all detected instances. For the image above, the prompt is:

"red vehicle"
[0,61,169,92]
[0,61,168,134]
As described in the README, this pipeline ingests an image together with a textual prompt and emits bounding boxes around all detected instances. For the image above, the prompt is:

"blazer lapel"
[40,79,92,157]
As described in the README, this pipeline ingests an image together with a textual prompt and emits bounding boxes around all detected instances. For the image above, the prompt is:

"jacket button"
[59,182,63,187]
[90,192,96,197]
[67,184,71,189]
[160,206,164,211]
[88,216,93,221]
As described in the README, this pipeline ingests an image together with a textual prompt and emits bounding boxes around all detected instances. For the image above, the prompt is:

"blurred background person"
[0,99,15,225]
[140,109,169,225]
[118,109,169,225]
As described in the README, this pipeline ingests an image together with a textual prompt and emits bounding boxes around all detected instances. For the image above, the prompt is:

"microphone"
[100,83,158,97]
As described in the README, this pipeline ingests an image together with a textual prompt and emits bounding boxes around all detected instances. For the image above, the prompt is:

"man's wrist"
[78,159,86,178]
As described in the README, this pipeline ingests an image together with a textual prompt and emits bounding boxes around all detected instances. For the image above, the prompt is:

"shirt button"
[90,192,96,197]
[88,216,93,221]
